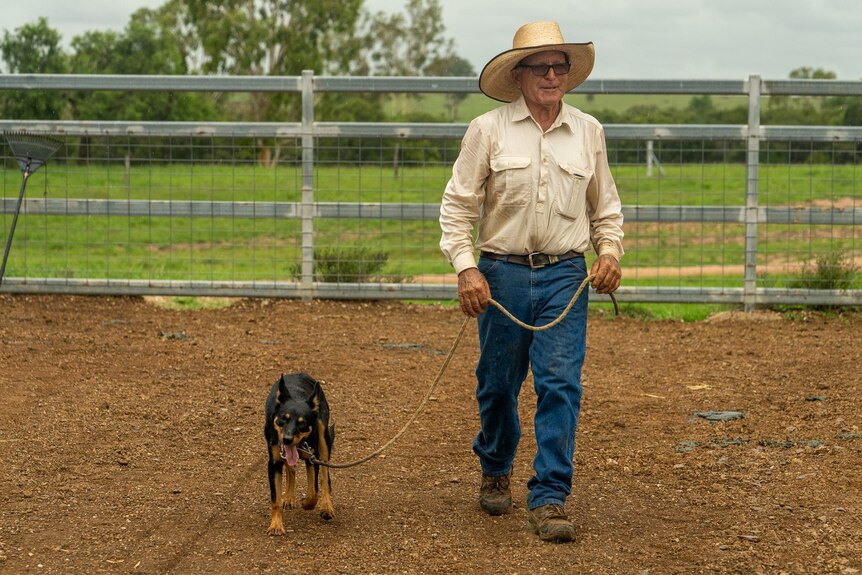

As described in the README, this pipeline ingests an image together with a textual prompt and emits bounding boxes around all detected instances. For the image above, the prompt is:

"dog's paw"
[301,495,318,510]
[286,498,302,510]
[319,505,335,521]
[267,520,286,536]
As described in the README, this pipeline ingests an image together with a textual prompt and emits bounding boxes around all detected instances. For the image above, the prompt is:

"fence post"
[300,70,315,300]
[646,140,653,177]
[743,75,761,312]
[645,140,664,177]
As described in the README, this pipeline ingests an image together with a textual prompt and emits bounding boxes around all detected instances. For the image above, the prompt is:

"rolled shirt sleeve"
[439,118,490,274]
[586,126,625,261]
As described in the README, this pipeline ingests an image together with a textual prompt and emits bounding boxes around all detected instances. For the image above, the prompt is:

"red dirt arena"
[1,294,860,574]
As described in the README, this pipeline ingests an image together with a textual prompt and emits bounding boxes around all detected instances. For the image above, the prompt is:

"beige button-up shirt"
[439,96,624,275]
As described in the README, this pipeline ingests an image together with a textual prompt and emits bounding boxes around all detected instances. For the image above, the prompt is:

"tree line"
[1,0,473,124]
[589,67,861,166]
[592,67,861,128]
[2,1,858,166]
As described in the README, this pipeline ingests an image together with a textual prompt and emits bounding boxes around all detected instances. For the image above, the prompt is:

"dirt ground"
[1,294,861,575]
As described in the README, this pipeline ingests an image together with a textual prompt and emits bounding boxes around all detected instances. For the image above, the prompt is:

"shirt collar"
[510,96,533,122]
[509,96,574,133]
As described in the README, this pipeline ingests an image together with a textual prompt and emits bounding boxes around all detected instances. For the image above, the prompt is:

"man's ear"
[510,68,522,89]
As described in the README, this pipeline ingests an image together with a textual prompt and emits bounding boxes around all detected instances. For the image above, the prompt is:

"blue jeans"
[473,254,588,510]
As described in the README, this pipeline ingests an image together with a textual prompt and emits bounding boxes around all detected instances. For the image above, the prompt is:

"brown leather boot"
[528,504,576,542]
[478,473,512,515]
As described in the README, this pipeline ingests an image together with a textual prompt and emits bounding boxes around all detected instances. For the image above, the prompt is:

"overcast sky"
[4,0,861,80]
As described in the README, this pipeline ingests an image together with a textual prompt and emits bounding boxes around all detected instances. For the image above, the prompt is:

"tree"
[65,8,219,162]
[178,0,364,113]
[174,0,365,164]
[425,54,476,121]
[68,8,216,122]
[789,67,837,80]
[364,0,466,119]
[0,17,67,119]
[765,67,839,127]
[366,0,455,77]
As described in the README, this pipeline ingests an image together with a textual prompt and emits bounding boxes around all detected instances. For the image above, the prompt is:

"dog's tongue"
[281,443,299,466]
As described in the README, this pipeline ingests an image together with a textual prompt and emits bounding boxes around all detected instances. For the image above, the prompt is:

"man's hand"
[590,254,621,294]
[457,267,491,318]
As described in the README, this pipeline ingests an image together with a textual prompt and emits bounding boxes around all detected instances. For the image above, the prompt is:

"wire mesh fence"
[1,74,860,308]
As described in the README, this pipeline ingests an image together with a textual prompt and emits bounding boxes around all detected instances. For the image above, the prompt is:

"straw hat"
[479,21,595,103]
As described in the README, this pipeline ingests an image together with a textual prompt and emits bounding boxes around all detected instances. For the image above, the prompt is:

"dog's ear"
[276,374,291,404]
[307,380,321,411]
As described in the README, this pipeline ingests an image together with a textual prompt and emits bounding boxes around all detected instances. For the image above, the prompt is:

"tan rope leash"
[488,273,598,331]
[302,274,615,468]
[300,316,471,468]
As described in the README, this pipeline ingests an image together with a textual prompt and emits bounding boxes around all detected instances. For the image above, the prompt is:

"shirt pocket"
[489,156,532,207]
[553,163,591,220]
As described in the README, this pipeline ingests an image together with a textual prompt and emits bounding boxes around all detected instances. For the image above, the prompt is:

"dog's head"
[272,374,320,450]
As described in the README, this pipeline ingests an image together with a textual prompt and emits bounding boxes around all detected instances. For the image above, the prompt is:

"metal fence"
[1,73,860,309]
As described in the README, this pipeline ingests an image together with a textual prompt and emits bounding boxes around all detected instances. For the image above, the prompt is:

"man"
[439,21,624,543]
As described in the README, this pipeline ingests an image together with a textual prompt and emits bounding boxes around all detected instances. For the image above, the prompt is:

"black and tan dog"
[264,372,335,535]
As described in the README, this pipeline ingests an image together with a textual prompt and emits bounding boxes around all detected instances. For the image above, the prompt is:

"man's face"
[512,50,569,110]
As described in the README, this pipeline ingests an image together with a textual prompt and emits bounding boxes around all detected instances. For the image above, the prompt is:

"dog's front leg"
[315,422,335,520]
[285,461,300,509]
[317,464,334,520]
[267,446,286,535]
[301,461,318,510]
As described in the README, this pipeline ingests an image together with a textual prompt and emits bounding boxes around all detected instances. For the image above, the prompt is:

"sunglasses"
[515,62,571,77]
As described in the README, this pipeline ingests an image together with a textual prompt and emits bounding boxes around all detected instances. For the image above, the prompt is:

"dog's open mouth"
[281,442,300,466]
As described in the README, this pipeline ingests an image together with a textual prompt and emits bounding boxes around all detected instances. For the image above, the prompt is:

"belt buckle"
[527,252,557,269]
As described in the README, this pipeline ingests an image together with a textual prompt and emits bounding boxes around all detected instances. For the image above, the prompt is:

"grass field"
[4,161,855,204]
[1,161,859,289]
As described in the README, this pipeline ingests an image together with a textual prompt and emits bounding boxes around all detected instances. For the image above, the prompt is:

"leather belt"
[480,250,583,269]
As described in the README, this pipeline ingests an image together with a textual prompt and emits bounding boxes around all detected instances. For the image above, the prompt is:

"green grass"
[2,162,858,289]
[9,162,856,204]
[140,293,738,323]
[147,296,237,310]
[592,302,735,322]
